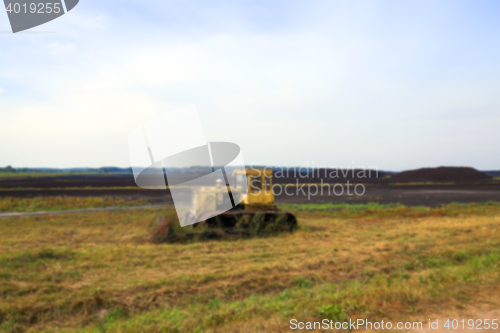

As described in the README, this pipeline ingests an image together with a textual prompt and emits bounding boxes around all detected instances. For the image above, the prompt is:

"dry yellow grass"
[0,204,499,332]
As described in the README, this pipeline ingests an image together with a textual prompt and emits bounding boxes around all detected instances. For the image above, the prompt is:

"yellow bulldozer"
[164,168,297,240]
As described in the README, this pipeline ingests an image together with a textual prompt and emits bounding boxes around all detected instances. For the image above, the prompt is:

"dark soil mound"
[390,167,491,183]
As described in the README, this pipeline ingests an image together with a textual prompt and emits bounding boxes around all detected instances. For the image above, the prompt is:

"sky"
[0,0,499,171]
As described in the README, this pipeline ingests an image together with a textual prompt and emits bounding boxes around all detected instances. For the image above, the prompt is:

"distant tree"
[0,165,16,173]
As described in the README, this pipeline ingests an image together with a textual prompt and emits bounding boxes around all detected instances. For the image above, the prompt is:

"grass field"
[1,202,500,332]
[0,197,153,213]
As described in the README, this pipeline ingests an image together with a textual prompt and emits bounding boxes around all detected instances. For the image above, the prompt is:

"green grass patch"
[0,196,153,213]
[280,201,500,219]
[1,202,500,332]
[57,248,500,333]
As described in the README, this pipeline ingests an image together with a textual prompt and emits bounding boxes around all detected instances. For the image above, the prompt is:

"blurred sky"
[1,0,499,170]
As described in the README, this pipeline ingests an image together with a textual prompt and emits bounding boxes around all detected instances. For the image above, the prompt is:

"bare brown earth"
[390,167,492,183]
[1,173,499,207]
[0,184,500,207]
[274,184,500,207]
[0,170,388,188]
[0,174,138,188]
[0,167,492,190]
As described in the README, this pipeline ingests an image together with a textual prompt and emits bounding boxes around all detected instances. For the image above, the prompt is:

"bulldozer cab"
[180,168,295,231]
[233,168,275,210]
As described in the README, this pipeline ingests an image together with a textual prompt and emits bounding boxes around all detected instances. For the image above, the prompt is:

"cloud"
[1,1,500,169]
